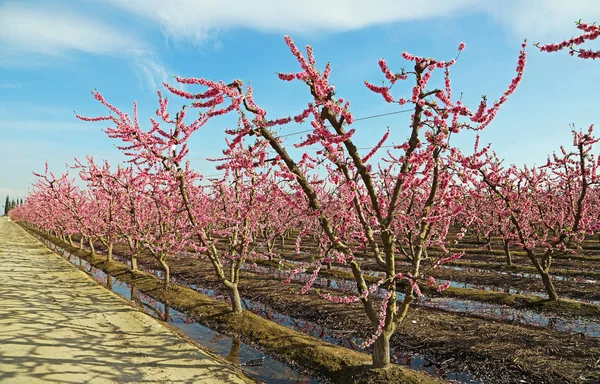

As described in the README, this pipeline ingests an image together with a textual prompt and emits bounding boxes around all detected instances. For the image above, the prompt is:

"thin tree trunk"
[158,258,170,288]
[503,238,512,266]
[79,236,84,249]
[226,338,241,365]
[89,239,95,254]
[540,271,558,301]
[131,253,138,272]
[130,286,138,302]
[372,330,392,368]
[68,235,74,247]
[106,242,113,262]
[163,302,170,322]
[227,284,243,314]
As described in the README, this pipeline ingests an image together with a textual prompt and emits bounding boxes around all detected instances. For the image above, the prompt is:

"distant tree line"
[3,195,23,215]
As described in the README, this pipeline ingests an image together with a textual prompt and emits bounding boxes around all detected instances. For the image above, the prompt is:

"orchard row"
[9,21,600,368]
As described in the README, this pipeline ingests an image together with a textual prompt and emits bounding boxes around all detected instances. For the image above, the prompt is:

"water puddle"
[345,253,600,285]
[243,264,600,338]
[437,265,599,285]
[438,278,600,305]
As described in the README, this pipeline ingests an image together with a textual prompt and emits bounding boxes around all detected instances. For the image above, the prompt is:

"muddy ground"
[94,240,600,384]
[55,230,600,383]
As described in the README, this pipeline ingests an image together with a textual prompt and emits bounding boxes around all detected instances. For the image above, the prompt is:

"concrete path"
[0,217,253,384]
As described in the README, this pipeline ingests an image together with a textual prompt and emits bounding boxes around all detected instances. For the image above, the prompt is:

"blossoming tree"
[154,36,527,367]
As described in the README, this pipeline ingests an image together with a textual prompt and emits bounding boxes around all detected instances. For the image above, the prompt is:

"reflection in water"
[226,338,241,365]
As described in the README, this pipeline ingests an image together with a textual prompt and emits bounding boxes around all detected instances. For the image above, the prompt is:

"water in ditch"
[39,237,481,384]
[40,239,319,384]
[242,263,600,338]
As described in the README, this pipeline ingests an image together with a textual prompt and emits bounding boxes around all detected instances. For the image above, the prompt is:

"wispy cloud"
[0,80,23,89]
[104,0,599,45]
[0,1,174,92]
[0,1,145,58]
[486,0,600,40]
[132,54,171,93]
[103,0,483,43]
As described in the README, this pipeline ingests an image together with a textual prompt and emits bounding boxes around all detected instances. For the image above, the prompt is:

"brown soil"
[148,253,600,384]
[55,230,600,384]
[35,227,600,383]
[264,241,600,281]
[352,258,600,304]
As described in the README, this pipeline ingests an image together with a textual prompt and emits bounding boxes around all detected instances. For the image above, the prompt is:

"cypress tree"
[4,195,8,215]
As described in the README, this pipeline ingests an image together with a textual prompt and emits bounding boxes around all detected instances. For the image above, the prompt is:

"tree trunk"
[540,271,558,301]
[372,331,392,368]
[68,235,74,247]
[130,286,138,302]
[158,258,170,288]
[79,236,84,249]
[266,240,274,261]
[503,238,512,266]
[227,284,243,314]
[163,302,170,322]
[106,242,113,261]
[89,239,95,254]
[280,234,285,250]
[131,253,138,272]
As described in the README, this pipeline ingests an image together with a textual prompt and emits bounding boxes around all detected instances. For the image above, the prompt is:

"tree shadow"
[0,220,252,383]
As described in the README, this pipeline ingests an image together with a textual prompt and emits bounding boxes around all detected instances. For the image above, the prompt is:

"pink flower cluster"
[357,289,395,349]
[538,21,600,59]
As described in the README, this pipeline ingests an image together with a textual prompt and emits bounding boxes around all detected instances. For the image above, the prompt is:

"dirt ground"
[0,217,252,384]
[119,248,600,384]
[28,227,600,383]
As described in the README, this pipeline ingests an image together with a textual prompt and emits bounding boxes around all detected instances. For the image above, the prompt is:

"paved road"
[0,217,252,384]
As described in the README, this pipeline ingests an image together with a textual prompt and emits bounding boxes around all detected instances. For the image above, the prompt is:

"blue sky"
[1,0,599,199]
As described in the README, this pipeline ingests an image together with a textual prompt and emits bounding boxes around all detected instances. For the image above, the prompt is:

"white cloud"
[103,0,483,43]
[0,2,145,57]
[0,1,175,91]
[486,0,600,40]
[104,0,600,45]
[132,54,171,92]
